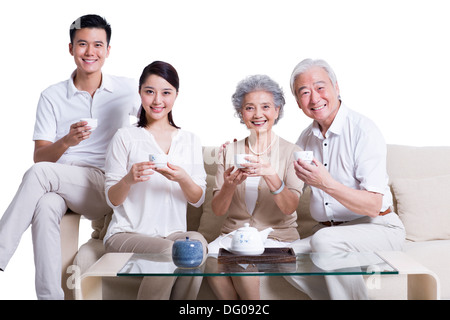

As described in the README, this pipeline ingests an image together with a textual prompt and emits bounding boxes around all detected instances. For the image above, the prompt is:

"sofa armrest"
[60,212,81,300]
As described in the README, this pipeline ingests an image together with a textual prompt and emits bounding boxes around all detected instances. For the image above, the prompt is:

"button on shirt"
[296,103,393,222]
[33,72,141,170]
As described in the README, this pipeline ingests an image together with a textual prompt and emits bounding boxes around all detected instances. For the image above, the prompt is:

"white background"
[0,0,449,299]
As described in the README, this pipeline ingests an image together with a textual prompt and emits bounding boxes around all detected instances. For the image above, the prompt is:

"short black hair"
[69,14,111,45]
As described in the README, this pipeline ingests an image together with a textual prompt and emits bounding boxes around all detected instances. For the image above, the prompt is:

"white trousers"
[285,213,406,300]
[0,162,111,299]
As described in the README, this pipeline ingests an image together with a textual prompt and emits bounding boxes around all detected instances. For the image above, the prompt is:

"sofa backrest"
[386,144,450,212]
[387,145,450,179]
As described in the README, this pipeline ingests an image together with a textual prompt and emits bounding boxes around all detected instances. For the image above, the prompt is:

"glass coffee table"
[76,250,439,300]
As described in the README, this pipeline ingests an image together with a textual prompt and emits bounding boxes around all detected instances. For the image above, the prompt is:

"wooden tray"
[218,247,296,264]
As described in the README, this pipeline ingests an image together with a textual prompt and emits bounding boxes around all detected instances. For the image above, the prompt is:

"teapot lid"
[239,223,255,231]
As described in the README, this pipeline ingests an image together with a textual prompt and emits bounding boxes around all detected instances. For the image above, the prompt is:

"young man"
[286,59,405,299]
[0,14,140,299]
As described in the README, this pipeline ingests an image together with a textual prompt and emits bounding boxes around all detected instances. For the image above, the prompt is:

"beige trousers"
[0,162,111,299]
[285,213,406,299]
[105,231,208,300]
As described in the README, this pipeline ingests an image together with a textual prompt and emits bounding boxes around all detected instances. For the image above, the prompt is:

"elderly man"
[287,58,405,299]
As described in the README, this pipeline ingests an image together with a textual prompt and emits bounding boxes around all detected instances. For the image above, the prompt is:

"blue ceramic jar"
[172,237,203,268]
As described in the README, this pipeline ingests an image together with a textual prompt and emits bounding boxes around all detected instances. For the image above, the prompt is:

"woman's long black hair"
[137,61,180,129]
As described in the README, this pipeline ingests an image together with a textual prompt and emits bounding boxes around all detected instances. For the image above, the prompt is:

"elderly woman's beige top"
[214,135,304,242]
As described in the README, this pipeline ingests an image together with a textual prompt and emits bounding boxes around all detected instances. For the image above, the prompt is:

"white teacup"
[294,151,314,164]
[149,153,168,168]
[234,154,251,169]
[80,118,98,131]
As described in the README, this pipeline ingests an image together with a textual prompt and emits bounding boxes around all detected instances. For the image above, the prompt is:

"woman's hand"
[157,163,203,204]
[222,166,247,188]
[156,163,188,182]
[212,166,246,216]
[108,161,155,207]
[123,161,155,186]
[240,155,276,177]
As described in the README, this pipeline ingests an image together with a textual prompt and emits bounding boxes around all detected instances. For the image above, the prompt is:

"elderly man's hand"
[293,158,333,191]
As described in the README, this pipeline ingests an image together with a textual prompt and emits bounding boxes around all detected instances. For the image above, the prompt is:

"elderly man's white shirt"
[296,103,392,222]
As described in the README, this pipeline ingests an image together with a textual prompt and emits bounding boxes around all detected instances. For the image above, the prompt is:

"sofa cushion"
[387,145,450,213]
[391,174,450,241]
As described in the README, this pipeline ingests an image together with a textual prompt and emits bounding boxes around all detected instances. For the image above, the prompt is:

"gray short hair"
[232,74,285,125]
[290,59,338,96]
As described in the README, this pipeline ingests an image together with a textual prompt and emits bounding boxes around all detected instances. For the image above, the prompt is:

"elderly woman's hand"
[222,166,247,189]
[241,155,276,177]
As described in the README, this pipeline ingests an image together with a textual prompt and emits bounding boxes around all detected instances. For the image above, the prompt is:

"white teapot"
[220,223,273,255]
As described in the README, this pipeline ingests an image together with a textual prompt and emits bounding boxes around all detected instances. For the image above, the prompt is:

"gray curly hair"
[232,74,285,125]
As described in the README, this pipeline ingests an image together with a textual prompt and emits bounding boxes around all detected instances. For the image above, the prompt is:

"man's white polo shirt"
[296,103,393,223]
[33,72,140,171]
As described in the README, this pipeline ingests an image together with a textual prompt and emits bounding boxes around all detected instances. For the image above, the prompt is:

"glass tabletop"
[117,251,398,277]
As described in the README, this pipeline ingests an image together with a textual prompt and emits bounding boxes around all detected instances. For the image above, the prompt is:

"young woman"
[103,61,207,299]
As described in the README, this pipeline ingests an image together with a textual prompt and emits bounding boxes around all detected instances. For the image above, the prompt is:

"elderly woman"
[207,75,304,299]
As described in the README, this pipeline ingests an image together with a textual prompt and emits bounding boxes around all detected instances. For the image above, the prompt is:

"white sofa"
[60,144,450,300]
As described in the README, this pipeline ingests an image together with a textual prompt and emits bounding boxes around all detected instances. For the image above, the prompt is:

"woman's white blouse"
[103,126,207,242]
